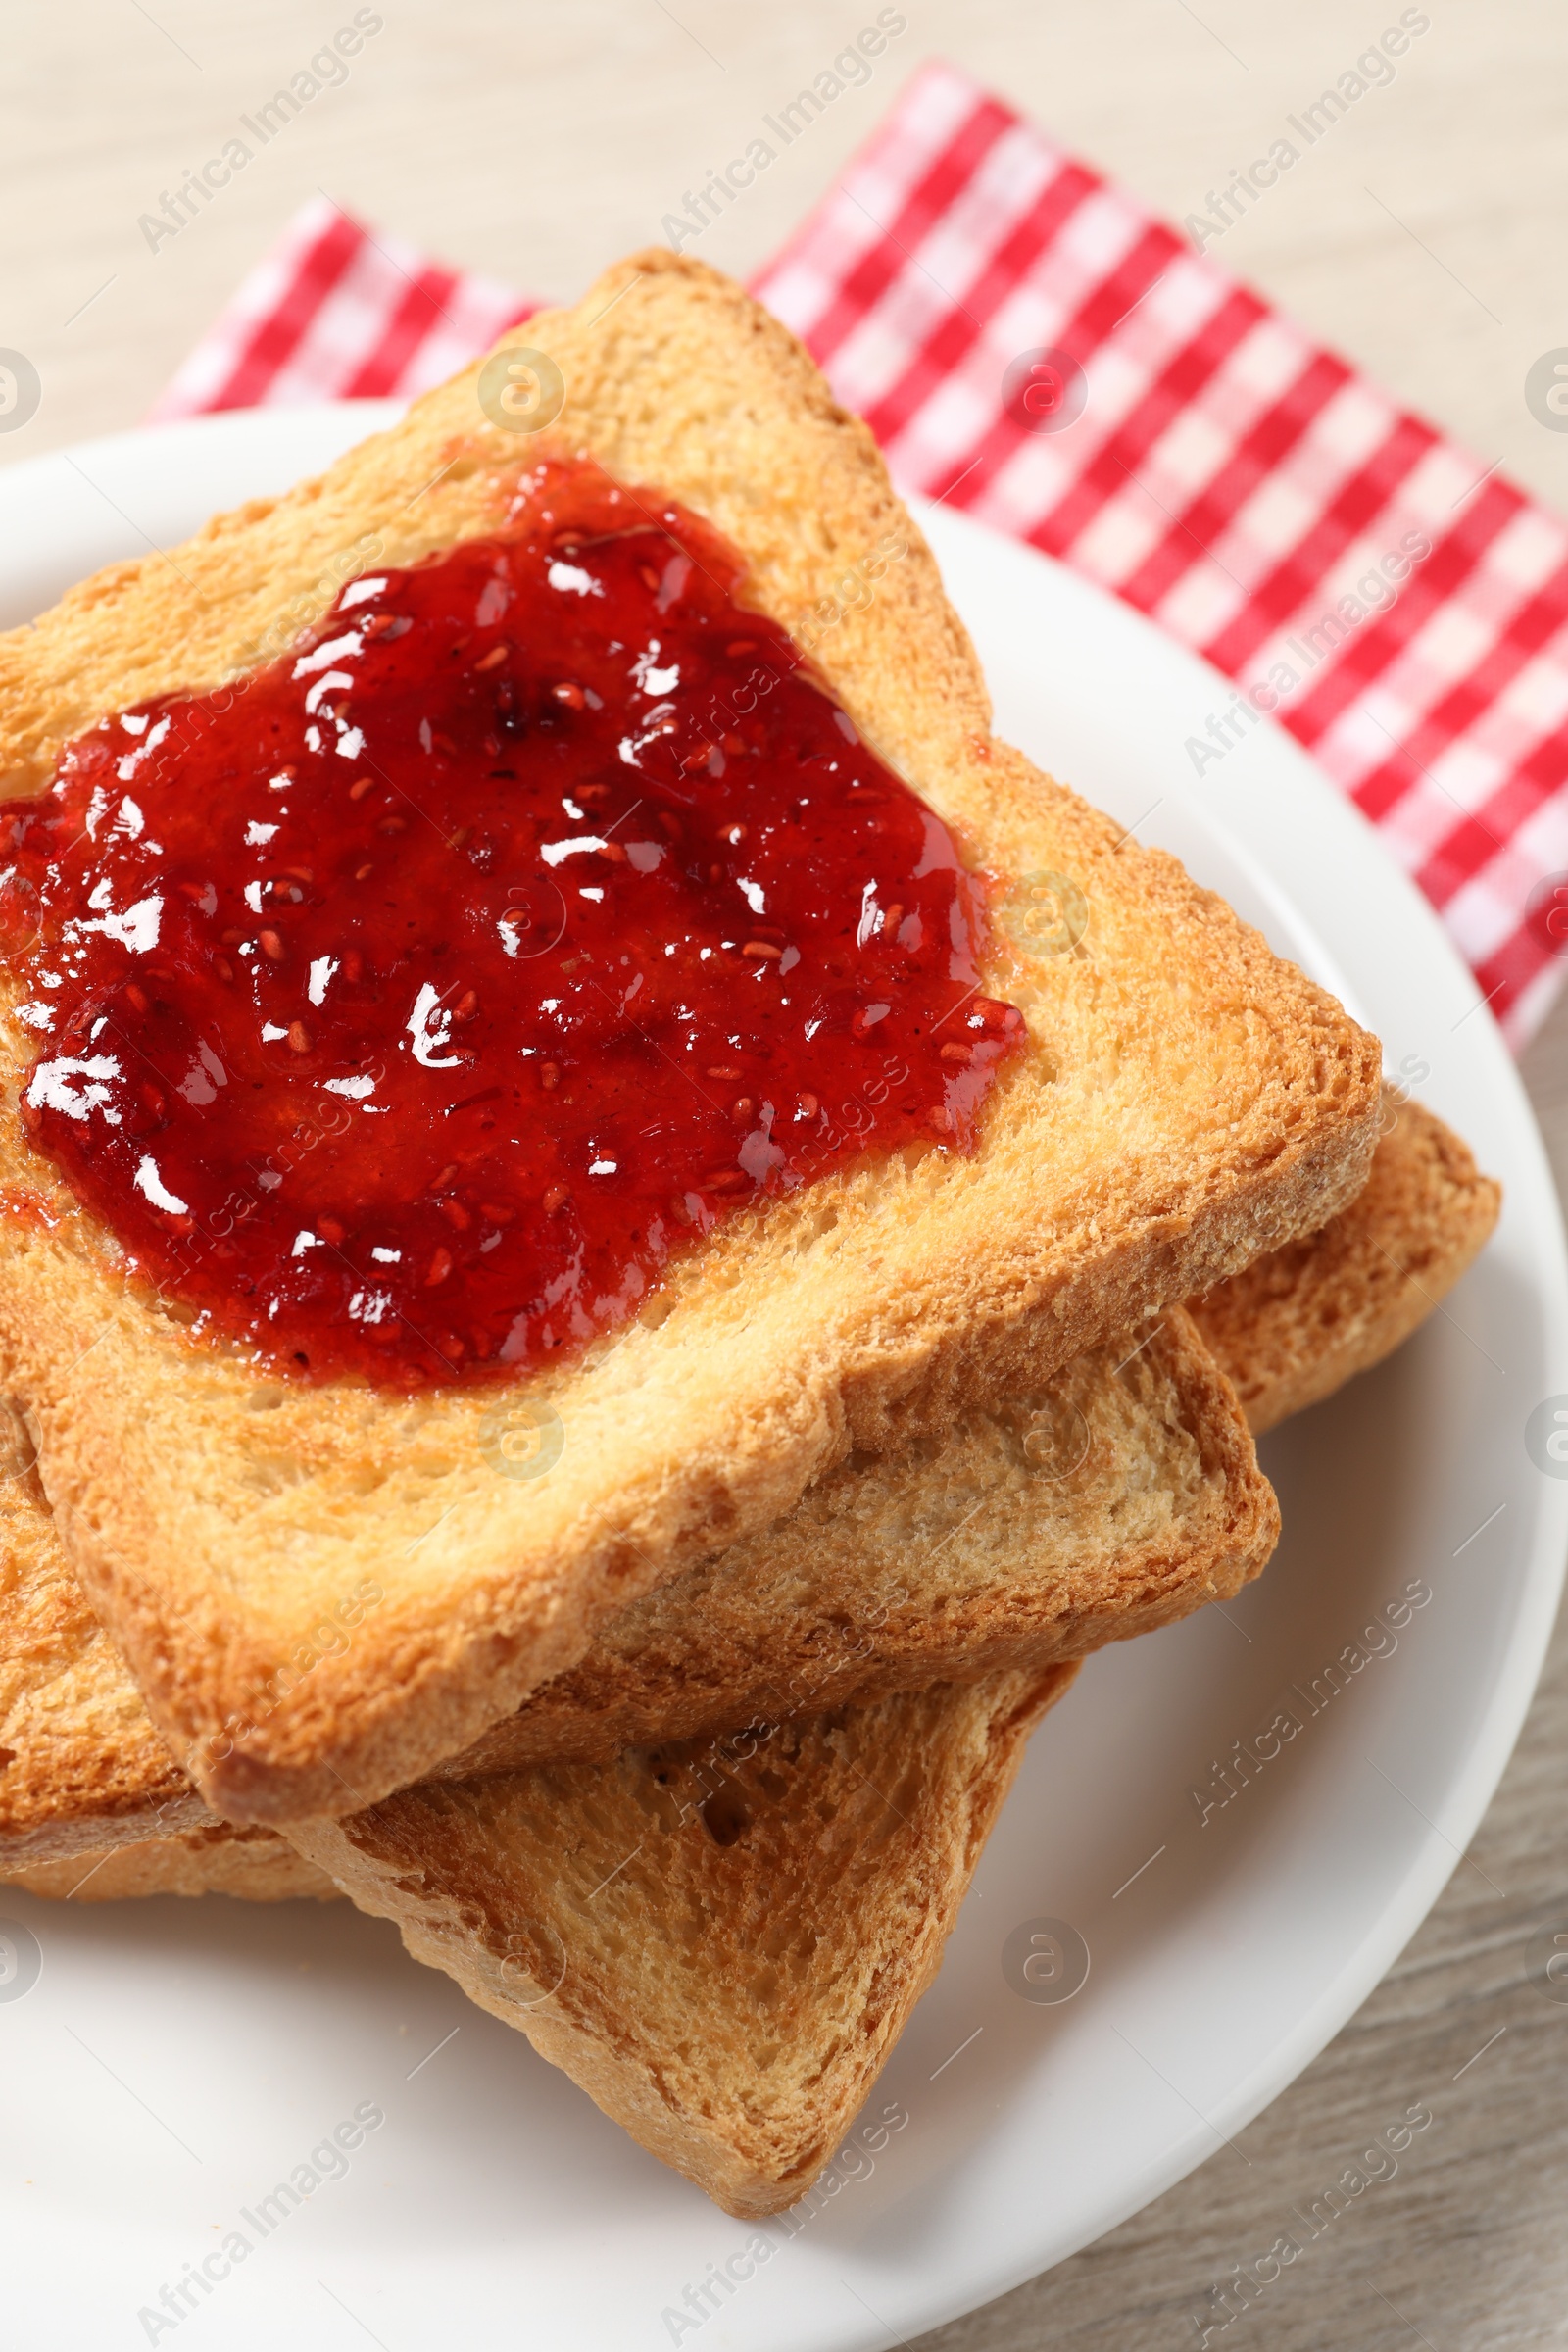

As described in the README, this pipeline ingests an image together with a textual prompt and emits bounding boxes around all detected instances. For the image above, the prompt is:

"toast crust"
[5,1099,1495,1864]
[0,251,1380,1821]
[0,1311,1253,1861]
[1192,1092,1500,1433]
[288,1665,1075,2215]
[438,1307,1275,1773]
[0,1453,215,1861]
[0,1821,337,1900]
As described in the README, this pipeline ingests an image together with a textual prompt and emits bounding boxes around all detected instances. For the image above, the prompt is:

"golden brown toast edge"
[0,1309,1245,1861]
[436,1306,1275,1773]
[1192,1090,1500,1433]
[0,1822,337,1900]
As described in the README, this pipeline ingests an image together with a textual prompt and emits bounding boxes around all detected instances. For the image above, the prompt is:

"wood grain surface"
[3,5,1567,2345]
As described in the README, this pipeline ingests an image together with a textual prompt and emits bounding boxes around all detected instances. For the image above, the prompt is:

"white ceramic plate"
[0,408,1564,2352]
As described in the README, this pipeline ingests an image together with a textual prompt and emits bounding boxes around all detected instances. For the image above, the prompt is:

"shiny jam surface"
[0,459,1024,1387]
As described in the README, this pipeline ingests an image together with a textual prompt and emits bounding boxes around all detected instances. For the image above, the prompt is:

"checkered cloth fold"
[150,67,1568,1044]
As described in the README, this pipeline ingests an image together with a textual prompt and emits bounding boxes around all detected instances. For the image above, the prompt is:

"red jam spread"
[0,458,1024,1387]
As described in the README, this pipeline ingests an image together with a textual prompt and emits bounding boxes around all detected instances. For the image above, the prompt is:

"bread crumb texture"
[289,1664,1075,2214]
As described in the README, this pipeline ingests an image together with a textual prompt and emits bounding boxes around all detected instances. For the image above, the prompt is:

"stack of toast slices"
[0,253,1500,2219]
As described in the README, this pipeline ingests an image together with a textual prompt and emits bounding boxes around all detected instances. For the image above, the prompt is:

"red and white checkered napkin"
[148,194,537,416]
[150,68,1568,1045]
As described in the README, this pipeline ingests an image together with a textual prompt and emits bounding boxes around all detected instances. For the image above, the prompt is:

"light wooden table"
[5,5,1567,2344]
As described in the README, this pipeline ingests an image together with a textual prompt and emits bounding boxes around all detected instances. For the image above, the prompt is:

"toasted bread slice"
[439,1308,1271,1772]
[0,1822,336,1901]
[290,1665,1075,2215]
[0,1098,1496,1863]
[1192,1092,1500,1433]
[0,1310,1256,1862]
[0,253,1380,1823]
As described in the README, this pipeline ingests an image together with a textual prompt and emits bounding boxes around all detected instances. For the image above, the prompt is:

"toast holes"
[243,1387,287,1412]
[701,1788,752,1847]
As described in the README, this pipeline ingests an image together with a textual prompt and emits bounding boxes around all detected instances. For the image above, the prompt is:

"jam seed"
[454,990,479,1021]
[473,644,509,672]
[552,682,587,710]
[425,1247,454,1287]
[732,1097,755,1122]
[541,1063,561,1091]
[707,1064,743,1081]
[543,1184,570,1214]
[433,1164,459,1190]
[704,1169,749,1193]
[724,823,748,846]
[638,564,661,592]
[259,929,284,960]
[940,1042,972,1063]
[124,983,149,1013]
[480,1201,515,1225]
[882,903,903,932]
[286,1021,313,1054]
[597,840,627,863]
[317,1216,345,1246]
[742,941,782,960]
[377,816,407,835]
[439,1199,472,1232]
[354,863,373,882]
[348,776,377,801]
[797,1092,819,1118]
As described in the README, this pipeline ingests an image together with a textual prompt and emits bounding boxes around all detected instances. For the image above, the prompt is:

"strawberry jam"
[0,458,1024,1387]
